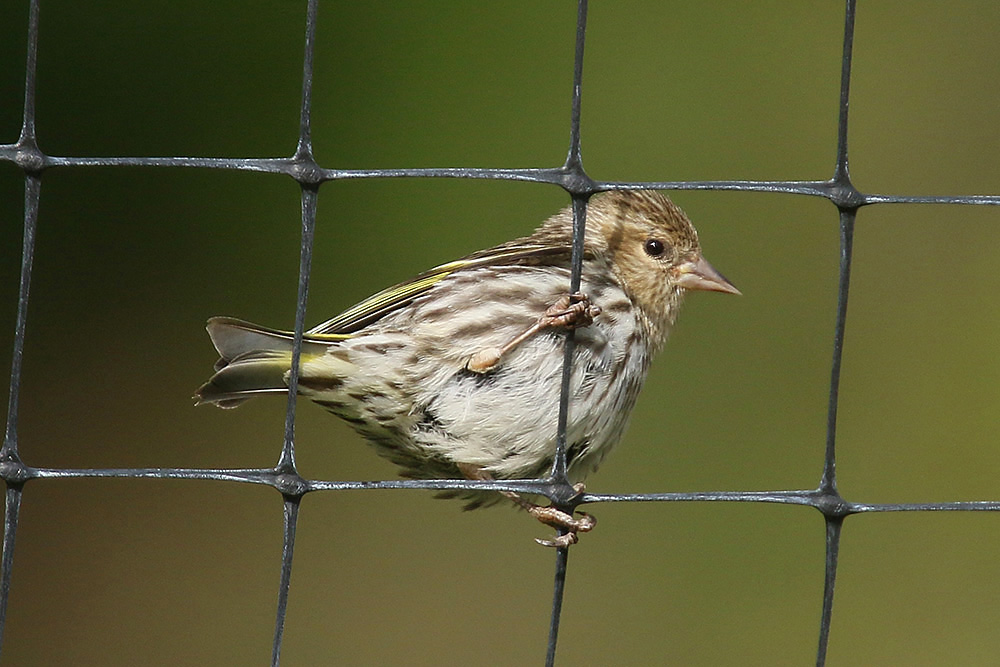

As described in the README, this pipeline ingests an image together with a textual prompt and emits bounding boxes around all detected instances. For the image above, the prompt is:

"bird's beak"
[674,254,741,295]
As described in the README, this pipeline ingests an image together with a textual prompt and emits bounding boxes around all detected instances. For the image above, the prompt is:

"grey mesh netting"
[2,1,999,664]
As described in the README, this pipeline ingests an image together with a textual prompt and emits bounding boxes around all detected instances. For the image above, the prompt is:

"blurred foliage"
[2,1,999,665]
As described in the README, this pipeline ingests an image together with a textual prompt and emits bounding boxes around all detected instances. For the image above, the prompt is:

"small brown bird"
[196,190,738,546]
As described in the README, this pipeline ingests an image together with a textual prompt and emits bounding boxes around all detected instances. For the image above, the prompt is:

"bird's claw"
[535,532,579,548]
[529,505,597,548]
[542,292,602,330]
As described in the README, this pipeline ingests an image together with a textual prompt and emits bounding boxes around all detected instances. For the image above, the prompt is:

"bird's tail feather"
[195,317,332,408]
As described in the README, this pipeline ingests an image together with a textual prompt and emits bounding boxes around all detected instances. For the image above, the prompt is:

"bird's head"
[551,190,740,343]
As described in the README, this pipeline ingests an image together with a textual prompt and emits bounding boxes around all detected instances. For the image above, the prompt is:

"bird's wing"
[307,244,569,336]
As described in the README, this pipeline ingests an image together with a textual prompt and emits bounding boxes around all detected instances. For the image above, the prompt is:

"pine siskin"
[196,190,738,546]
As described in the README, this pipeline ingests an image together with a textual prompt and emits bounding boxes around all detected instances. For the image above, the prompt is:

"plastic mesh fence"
[2,1,999,664]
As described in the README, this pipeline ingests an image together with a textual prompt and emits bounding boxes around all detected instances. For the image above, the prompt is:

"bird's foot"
[541,292,602,330]
[466,292,601,373]
[456,465,596,547]
[530,506,597,548]
[513,482,596,548]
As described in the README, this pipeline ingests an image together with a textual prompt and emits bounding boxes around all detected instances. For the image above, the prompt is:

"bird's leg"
[466,292,602,373]
[457,463,596,548]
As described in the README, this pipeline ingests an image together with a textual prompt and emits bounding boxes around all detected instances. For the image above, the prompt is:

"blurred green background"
[2,1,999,664]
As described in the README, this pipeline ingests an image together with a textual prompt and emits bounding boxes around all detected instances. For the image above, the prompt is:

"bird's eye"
[644,238,666,257]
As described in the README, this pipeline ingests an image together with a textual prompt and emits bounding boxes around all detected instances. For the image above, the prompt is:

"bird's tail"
[194,317,332,408]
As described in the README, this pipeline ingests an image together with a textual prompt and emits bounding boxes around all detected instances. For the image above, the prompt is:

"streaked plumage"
[196,190,737,515]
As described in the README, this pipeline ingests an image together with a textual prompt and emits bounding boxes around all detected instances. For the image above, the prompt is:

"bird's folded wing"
[307,244,569,336]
